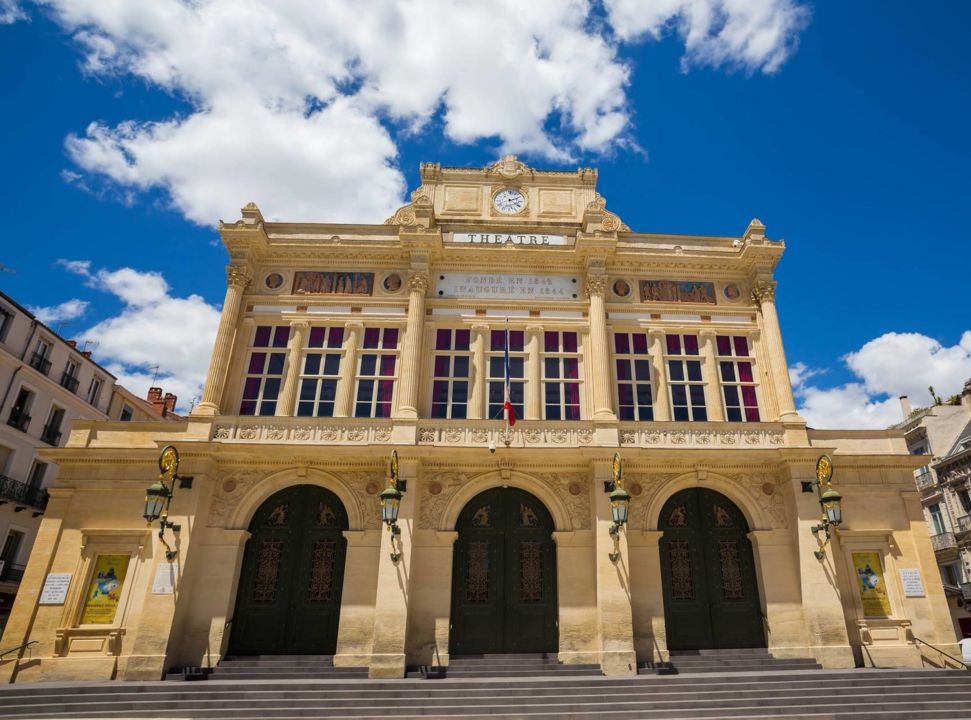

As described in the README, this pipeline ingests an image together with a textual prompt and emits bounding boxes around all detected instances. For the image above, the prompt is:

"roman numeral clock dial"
[493,188,526,214]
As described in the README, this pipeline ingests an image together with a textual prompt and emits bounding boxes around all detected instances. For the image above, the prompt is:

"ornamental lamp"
[143,481,169,524]
[820,486,843,527]
[609,485,631,527]
[380,485,402,529]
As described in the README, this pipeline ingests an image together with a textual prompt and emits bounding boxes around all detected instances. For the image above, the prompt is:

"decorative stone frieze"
[618,424,785,449]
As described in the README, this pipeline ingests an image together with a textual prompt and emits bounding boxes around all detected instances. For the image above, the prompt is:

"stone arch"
[645,470,772,531]
[440,470,572,531]
[226,467,365,531]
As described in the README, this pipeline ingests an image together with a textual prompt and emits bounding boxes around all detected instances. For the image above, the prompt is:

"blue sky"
[1,1,969,424]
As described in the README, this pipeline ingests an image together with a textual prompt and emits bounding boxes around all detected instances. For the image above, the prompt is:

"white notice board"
[152,562,179,594]
[899,568,925,597]
[39,573,72,604]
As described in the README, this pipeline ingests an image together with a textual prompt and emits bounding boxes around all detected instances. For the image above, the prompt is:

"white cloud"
[58,260,221,413]
[0,0,26,24]
[36,0,809,225]
[28,298,89,326]
[791,331,971,429]
[604,0,810,73]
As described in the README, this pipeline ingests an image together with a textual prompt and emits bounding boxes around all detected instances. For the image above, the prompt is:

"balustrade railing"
[0,474,49,511]
[930,531,957,552]
[957,514,971,534]
[914,470,935,491]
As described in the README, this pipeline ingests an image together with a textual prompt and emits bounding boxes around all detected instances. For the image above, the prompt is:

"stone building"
[0,291,177,635]
[897,382,971,638]
[0,157,959,682]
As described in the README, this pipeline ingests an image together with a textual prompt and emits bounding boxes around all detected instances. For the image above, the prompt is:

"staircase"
[1,668,970,718]
[641,648,822,674]
[406,653,602,678]
[166,655,368,681]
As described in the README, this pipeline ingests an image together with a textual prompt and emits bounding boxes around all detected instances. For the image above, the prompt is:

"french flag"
[503,323,517,427]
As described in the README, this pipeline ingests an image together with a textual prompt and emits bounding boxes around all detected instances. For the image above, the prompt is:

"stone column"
[647,329,671,421]
[593,461,637,675]
[752,281,799,420]
[334,321,363,418]
[275,321,308,417]
[468,323,489,420]
[586,275,617,421]
[368,461,418,678]
[525,324,542,420]
[334,530,381,668]
[195,265,252,415]
[699,330,725,422]
[394,271,429,418]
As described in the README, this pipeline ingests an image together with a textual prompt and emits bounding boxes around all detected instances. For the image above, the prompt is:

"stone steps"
[166,655,368,681]
[405,652,602,678]
[1,668,969,719]
[643,648,822,674]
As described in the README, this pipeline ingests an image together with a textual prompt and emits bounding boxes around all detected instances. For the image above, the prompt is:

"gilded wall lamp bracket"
[809,454,843,560]
[604,452,631,563]
[381,450,406,563]
[143,445,192,562]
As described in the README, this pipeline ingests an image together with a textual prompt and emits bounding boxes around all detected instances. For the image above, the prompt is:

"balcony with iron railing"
[0,561,25,584]
[6,408,30,433]
[59,371,79,394]
[40,422,62,446]
[914,468,936,492]
[931,531,958,553]
[28,351,51,376]
[0,474,49,513]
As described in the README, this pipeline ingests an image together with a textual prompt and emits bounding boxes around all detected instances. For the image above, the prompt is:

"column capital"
[471,321,491,331]
[698,328,718,340]
[407,270,430,293]
[226,264,253,289]
[344,319,365,331]
[648,327,666,339]
[525,323,545,334]
[751,280,777,305]
[584,275,607,299]
[289,319,310,332]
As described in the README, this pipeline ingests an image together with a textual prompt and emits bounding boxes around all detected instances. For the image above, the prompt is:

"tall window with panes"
[665,334,707,421]
[543,331,581,420]
[431,329,471,418]
[297,326,344,417]
[488,329,524,420]
[240,325,290,416]
[355,327,398,418]
[614,332,653,420]
[715,335,760,422]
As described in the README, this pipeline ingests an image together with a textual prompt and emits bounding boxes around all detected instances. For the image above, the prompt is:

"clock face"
[494,188,526,214]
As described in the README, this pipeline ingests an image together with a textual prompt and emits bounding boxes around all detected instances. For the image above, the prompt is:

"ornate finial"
[487,155,530,179]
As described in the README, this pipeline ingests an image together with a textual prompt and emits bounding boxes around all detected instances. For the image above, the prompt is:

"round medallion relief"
[383,273,403,292]
[628,482,643,496]
[264,272,284,290]
[723,283,742,301]
[365,481,380,495]
[428,482,443,496]
[222,480,237,493]
[761,482,775,496]
[611,279,631,298]
[568,481,583,496]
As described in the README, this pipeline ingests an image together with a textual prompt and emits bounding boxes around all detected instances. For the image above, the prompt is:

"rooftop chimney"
[147,387,166,414]
[899,395,912,419]
[163,393,177,415]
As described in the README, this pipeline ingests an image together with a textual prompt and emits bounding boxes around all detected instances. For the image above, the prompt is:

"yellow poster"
[80,554,130,624]
[853,551,892,617]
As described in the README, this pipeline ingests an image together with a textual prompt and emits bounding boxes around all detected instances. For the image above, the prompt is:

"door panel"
[660,488,764,650]
[231,485,348,655]
[451,488,557,654]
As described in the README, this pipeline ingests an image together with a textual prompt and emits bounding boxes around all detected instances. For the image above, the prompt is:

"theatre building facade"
[0,157,960,682]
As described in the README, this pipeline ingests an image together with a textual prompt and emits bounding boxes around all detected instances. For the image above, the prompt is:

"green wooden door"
[659,488,764,650]
[230,485,348,655]
[450,487,558,655]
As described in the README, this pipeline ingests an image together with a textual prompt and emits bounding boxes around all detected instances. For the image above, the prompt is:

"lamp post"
[143,445,193,562]
[809,454,843,559]
[603,452,631,563]
[380,450,407,562]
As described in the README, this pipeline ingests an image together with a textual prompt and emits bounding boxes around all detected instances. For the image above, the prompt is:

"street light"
[604,453,631,563]
[143,445,193,562]
[810,454,843,560]
[380,450,406,562]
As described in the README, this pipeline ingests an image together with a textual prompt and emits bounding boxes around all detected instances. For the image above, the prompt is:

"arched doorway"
[659,487,764,650]
[229,484,348,655]
[449,487,558,654]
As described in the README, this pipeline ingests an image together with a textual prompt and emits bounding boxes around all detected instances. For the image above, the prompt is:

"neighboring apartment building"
[0,291,179,634]
[894,381,971,639]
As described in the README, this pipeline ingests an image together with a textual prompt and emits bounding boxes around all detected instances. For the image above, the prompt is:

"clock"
[493,188,526,214]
